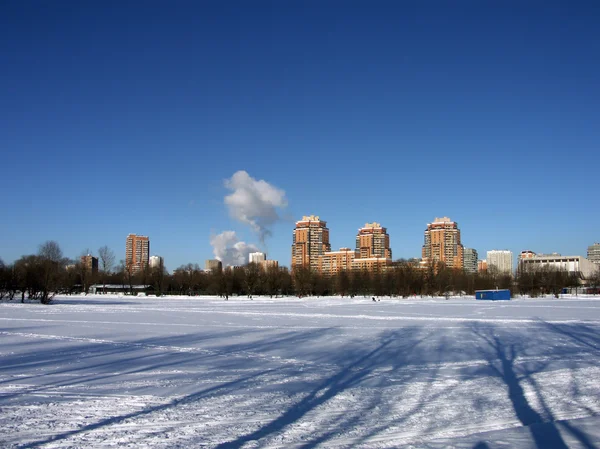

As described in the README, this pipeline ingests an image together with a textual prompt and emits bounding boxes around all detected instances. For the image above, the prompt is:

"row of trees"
[2,241,599,303]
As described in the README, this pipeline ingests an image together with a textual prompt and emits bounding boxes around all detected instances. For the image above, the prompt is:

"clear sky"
[2,1,599,270]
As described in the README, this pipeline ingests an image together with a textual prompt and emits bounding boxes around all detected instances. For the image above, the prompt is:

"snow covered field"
[1,295,599,448]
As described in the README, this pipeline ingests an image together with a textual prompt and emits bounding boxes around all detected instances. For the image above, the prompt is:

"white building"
[149,255,164,269]
[521,255,598,281]
[249,252,266,264]
[588,243,600,265]
[486,250,513,276]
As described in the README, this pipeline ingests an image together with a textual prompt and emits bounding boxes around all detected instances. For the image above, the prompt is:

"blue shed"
[475,289,511,300]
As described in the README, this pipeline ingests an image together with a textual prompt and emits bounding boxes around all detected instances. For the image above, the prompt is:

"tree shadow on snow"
[469,322,599,449]
[214,326,453,449]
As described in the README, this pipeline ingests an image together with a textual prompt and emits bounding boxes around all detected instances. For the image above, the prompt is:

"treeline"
[1,241,598,303]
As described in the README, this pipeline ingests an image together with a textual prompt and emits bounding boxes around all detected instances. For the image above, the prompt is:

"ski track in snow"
[1,295,600,448]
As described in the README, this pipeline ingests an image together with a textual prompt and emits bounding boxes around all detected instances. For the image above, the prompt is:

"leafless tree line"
[1,243,599,303]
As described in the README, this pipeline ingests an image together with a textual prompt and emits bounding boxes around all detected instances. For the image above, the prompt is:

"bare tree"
[244,263,261,298]
[590,267,600,295]
[98,246,115,294]
[0,258,7,299]
[38,241,65,304]
[151,259,166,296]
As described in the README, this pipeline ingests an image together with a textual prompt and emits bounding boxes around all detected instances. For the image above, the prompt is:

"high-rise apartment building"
[249,252,266,264]
[463,248,478,274]
[422,217,464,269]
[80,254,98,275]
[291,215,331,271]
[587,243,600,265]
[125,234,149,273]
[356,222,392,259]
[478,260,487,273]
[486,250,514,276]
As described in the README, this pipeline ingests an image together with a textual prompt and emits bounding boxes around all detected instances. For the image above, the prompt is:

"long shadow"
[524,322,600,449]
[1,327,338,403]
[471,323,569,449]
[4,325,349,447]
[20,368,276,448]
[539,319,600,354]
[339,331,459,448]
[215,328,432,449]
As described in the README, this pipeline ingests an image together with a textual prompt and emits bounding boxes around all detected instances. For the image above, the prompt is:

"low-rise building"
[260,260,279,271]
[319,248,358,277]
[520,255,597,281]
[352,257,391,272]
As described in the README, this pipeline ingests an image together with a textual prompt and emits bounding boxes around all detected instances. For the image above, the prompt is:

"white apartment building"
[149,255,164,269]
[486,250,513,276]
[249,252,266,264]
[588,243,600,265]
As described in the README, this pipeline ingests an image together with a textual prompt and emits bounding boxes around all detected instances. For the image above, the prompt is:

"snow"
[1,295,600,448]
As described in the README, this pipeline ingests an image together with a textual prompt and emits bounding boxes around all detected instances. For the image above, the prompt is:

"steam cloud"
[224,170,287,242]
[210,231,259,267]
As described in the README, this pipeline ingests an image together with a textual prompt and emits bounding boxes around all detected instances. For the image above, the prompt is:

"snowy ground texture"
[1,295,600,449]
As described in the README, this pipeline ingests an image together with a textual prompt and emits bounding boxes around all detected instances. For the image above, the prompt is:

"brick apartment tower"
[356,222,392,259]
[291,215,331,272]
[422,217,464,269]
[125,234,150,273]
[80,254,99,275]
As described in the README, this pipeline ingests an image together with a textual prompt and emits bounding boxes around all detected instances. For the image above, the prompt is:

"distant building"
[291,215,331,272]
[260,260,279,271]
[588,243,600,265]
[205,259,222,273]
[463,248,478,274]
[536,252,562,258]
[249,252,266,264]
[486,250,513,276]
[519,250,536,260]
[126,234,149,273]
[352,257,391,272]
[517,250,536,274]
[478,260,487,273]
[80,254,99,275]
[521,255,597,281]
[422,217,464,270]
[319,248,358,277]
[149,255,164,270]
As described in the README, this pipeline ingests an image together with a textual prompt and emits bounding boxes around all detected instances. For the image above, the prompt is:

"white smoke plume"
[210,231,259,267]
[224,170,287,243]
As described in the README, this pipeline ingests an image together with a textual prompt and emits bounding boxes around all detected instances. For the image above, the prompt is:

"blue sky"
[1,1,599,270]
